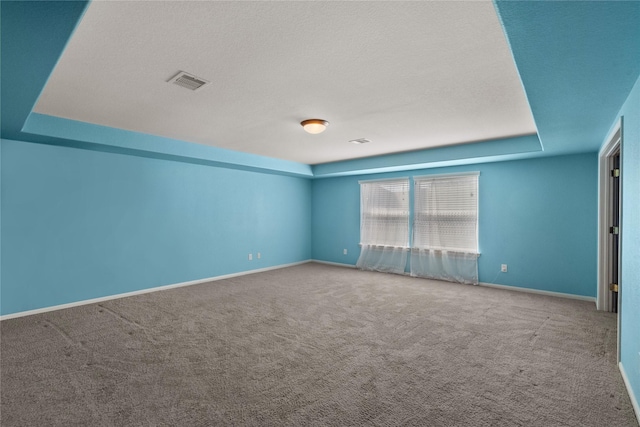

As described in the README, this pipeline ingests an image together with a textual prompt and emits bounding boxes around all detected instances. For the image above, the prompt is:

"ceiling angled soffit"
[495,0,640,154]
[33,1,537,165]
[0,0,89,142]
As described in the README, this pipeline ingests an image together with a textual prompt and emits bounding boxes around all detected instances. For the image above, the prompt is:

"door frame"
[597,117,622,360]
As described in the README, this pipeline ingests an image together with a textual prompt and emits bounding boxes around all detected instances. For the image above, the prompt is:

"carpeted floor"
[1,263,637,426]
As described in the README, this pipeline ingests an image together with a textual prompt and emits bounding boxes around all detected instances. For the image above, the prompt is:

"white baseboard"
[0,260,311,321]
[620,362,640,426]
[3,261,597,321]
[310,262,596,304]
[310,259,356,269]
[478,282,596,303]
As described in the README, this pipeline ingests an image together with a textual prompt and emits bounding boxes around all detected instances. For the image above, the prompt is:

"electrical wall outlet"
[257,252,261,259]
[248,253,252,261]
[501,264,508,272]
[343,249,348,255]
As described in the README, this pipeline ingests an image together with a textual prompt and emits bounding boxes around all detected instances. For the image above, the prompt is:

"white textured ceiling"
[34,1,536,165]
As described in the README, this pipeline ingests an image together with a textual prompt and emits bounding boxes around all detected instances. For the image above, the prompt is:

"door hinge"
[611,168,620,177]
[610,226,619,235]
[610,283,619,292]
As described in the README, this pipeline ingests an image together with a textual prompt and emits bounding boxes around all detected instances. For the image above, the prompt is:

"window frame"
[358,177,410,249]
[412,172,480,254]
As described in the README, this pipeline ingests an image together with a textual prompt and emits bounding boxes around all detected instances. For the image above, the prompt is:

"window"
[356,173,479,282]
[413,173,479,253]
[411,172,479,284]
[359,178,410,247]
[356,178,409,274]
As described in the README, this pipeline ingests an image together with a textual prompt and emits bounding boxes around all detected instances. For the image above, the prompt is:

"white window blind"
[359,178,410,247]
[413,173,479,253]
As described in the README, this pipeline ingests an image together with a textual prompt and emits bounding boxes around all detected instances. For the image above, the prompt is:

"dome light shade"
[301,119,329,134]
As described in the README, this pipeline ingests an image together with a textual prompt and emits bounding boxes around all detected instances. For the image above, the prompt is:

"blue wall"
[312,152,598,297]
[1,139,312,315]
[616,74,640,413]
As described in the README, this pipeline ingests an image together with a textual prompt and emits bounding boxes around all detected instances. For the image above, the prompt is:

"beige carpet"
[1,263,637,426]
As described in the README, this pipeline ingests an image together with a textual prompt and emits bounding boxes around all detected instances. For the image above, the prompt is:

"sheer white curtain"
[356,178,409,275]
[411,173,479,284]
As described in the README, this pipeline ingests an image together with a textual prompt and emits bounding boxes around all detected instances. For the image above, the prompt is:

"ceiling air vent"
[168,71,210,91]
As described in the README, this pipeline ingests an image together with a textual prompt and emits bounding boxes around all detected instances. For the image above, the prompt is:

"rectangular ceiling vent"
[349,138,371,144]
[168,71,210,91]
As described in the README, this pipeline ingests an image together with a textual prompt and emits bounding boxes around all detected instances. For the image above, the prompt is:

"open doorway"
[597,118,622,361]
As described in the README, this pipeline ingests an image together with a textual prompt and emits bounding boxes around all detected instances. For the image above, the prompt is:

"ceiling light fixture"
[301,119,329,134]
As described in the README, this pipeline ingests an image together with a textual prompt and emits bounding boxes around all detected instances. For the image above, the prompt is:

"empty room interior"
[1,1,640,426]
